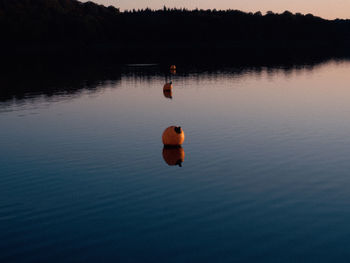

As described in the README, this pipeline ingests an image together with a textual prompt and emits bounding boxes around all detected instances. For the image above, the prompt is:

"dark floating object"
[162,126,185,146]
[163,81,173,91]
[163,89,172,99]
[162,146,185,167]
[170,65,176,71]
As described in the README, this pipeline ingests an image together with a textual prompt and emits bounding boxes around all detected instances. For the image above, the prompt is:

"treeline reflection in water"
[4,51,350,262]
[0,57,347,170]
[1,56,348,106]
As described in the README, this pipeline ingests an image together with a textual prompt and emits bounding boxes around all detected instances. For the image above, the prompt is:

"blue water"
[1,61,350,262]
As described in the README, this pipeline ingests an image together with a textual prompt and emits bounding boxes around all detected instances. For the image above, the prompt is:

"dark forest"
[1,0,350,61]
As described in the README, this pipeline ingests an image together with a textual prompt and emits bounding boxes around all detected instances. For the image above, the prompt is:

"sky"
[81,0,350,20]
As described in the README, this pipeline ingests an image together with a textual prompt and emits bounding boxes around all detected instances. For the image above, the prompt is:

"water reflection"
[163,81,173,91]
[162,146,185,167]
[0,62,123,102]
[0,58,348,105]
[3,57,350,263]
[163,89,172,99]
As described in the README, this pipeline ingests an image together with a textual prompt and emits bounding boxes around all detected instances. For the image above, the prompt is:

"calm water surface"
[1,60,350,262]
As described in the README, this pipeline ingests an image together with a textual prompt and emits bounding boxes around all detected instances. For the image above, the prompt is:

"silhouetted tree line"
[1,0,350,53]
[0,57,336,103]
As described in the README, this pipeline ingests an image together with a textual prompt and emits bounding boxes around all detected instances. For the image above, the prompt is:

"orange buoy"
[163,81,173,91]
[163,89,172,99]
[162,126,185,146]
[170,65,176,70]
[162,147,185,167]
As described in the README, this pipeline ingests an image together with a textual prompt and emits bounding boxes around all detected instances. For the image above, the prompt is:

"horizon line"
[92,4,348,21]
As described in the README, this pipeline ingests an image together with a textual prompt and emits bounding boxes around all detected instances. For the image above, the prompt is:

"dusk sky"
[81,0,349,19]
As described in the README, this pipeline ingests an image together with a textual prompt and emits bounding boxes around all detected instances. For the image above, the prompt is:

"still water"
[1,60,350,262]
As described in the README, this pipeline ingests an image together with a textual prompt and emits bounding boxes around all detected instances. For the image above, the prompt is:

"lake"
[1,59,350,262]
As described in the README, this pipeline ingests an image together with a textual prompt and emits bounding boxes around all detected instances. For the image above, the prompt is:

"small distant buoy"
[163,81,173,91]
[170,69,176,75]
[170,65,176,70]
[162,126,185,146]
[163,147,185,167]
[163,89,172,99]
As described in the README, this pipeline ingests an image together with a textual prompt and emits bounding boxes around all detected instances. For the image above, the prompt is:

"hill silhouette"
[1,0,350,61]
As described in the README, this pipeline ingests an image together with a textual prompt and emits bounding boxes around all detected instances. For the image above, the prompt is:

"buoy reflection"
[163,81,173,91]
[163,89,173,99]
[162,146,185,167]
